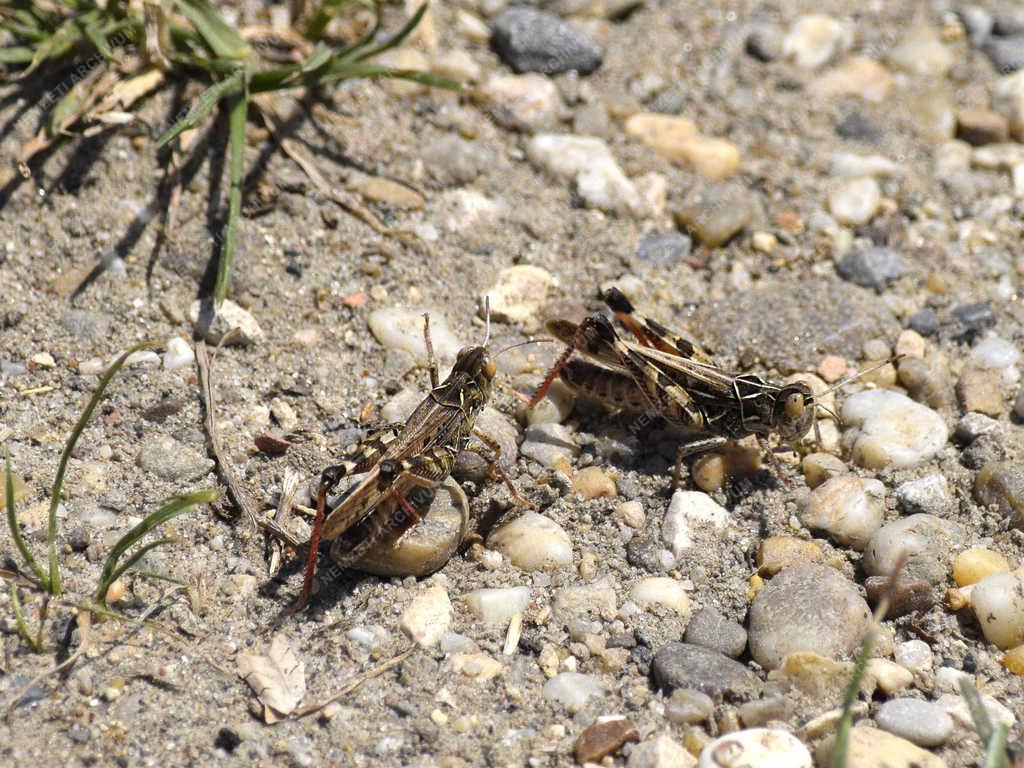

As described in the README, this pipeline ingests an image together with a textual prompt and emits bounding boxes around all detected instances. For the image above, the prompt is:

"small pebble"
[490,7,602,75]
[1002,645,1024,675]
[950,301,996,339]
[747,564,869,670]
[801,452,846,488]
[684,607,748,659]
[957,108,1010,145]
[137,435,213,482]
[698,728,811,768]
[971,572,1024,649]
[842,390,948,469]
[573,466,616,499]
[737,696,791,727]
[541,672,602,713]
[828,177,881,227]
[188,298,263,346]
[863,514,964,584]
[895,474,952,516]
[488,512,573,571]
[974,462,1024,529]
[875,698,953,747]
[630,577,692,619]
[957,367,1005,416]
[527,134,641,215]
[783,14,852,69]
[614,501,645,529]
[799,475,884,550]
[483,265,555,325]
[983,35,1024,74]
[624,113,741,181]
[400,586,452,648]
[895,330,925,359]
[628,735,696,768]
[462,586,531,625]
[480,74,562,132]
[908,308,939,337]
[574,719,639,764]
[665,688,715,725]
[822,726,948,768]
[866,658,913,694]
[955,412,1000,444]
[864,576,935,618]
[651,642,761,701]
[163,338,194,370]
[894,639,933,675]
[953,548,1011,586]
[368,308,462,364]
[888,21,954,76]
[674,189,755,247]
[970,336,1020,385]
[755,537,825,576]
[635,232,692,266]
[662,490,729,557]
[836,245,904,290]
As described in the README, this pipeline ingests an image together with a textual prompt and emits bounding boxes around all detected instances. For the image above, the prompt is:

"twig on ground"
[292,646,415,718]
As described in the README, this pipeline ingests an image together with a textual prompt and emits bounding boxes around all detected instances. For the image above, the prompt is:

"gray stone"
[59,310,111,340]
[675,189,756,247]
[747,564,870,670]
[836,247,906,291]
[995,10,1024,36]
[894,474,952,516]
[984,35,1024,73]
[664,688,715,724]
[959,6,994,45]
[651,642,761,702]
[636,232,691,266]
[951,302,996,338]
[746,24,783,62]
[490,8,602,75]
[422,135,492,185]
[684,607,748,659]
[955,412,1002,443]
[862,514,965,584]
[875,698,953,747]
[137,435,214,482]
[908,308,939,336]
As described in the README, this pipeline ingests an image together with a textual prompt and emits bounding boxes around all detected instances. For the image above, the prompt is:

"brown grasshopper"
[531,288,886,487]
[298,312,527,608]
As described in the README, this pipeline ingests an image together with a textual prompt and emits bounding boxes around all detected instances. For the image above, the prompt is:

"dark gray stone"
[636,232,692,266]
[490,8,602,75]
[683,607,748,659]
[951,301,996,338]
[836,246,906,291]
[651,642,761,702]
[982,35,1024,72]
[746,25,783,62]
[994,10,1024,37]
[955,412,1001,443]
[835,111,881,142]
[909,308,939,336]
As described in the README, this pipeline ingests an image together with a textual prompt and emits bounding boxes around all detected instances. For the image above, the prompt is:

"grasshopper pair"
[530,288,875,486]
[297,312,527,608]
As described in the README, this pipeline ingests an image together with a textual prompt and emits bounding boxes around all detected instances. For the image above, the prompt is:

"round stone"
[837,246,905,290]
[461,586,531,626]
[828,177,881,226]
[651,643,761,702]
[755,537,825,576]
[630,577,692,619]
[895,474,952,516]
[748,564,870,670]
[698,728,811,768]
[490,7,602,76]
[862,514,965,585]
[971,572,1024,649]
[875,698,953,747]
[488,512,573,572]
[894,639,932,674]
[842,390,948,469]
[953,547,1011,586]
[541,672,602,713]
[665,688,715,725]
[683,607,748,659]
[822,726,948,768]
[799,475,884,550]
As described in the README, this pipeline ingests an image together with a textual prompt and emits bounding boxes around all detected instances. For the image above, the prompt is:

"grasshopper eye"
[484,358,497,378]
[784,392,805,419]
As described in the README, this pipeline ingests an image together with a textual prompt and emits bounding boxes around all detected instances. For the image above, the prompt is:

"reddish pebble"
[574,719,639,764]
[255,432,291,456]
[774,211,804,233]
[343,292,368,308]
[817,354,847,383]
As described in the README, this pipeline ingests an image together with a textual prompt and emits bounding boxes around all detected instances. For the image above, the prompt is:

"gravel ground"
[2,0,1024,766]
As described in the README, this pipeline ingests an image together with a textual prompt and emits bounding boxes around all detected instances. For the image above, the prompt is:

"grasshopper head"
[771,382,816,442]
[453,345,497,386]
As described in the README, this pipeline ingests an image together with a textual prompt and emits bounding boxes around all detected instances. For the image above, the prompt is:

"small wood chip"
[574,718,639,764]
[255,432,291,456]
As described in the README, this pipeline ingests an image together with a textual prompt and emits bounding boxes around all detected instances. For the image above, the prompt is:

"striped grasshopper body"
[299,320,519,607]
[531,289,824,486]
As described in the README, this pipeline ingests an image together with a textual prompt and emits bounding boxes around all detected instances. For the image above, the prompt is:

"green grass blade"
[214,73,247,304]
[5,449,48,589]
[46,340,159,596]
[0,45,37,63]
[304,0,370,42]
[23,9,99,75]
[984,723,1010,768]
[155,73,243,147]
[828,632,874,768]
[353,2,426,62]
[10,584,44,653]
[172,0,249,60]
[81,16,113,59]
[96,538,176,603]
[301,42,332,73]
[960,679,994,743]
[94,489,218,605]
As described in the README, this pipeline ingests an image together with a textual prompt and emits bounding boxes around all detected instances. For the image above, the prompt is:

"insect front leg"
[672,435,728,491]
[468,428,534,509]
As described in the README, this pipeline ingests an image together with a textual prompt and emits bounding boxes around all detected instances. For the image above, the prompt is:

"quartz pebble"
[953,547,1011,586]
[526,134,641,215]
[490,7,601,75]
[875,698,953,747]
[783,15,852,69]
[747,564,869,670]
[479,74,561,132]
[521,422,578,469]
[662,491,730,557]
[462,586,531,626]
[698,728,811,768]
[630,577,692,619]
[400,585,452,648]
[163,337,194,370]
[188,298,264,346]
[628,735,696,768]
[574,466,617,499]
[574,719,639,763]
[836,246,905,290]
[810,57,894,102]
[614,500,645,529]
[799,475,884,550]
[482,265,554,325]
[828,177,880,226]
[651,643,761,701]
[820,726,948,768]
[665,688,715,725]
[866,658,913,694]
[755,537,825,576]
[863,514,964,584]
[636,232,691,266]
[541,672,602,713]
[368,308,462,364]
[894,639,932,674]
[624,113,740,180]
[936,691,1016,732]
[970,572,1024,649]
[674,189,756,247]
[683,607,747,659]
[488,512,572,571]
[895,474,952,516]
[970,336,1021,385]
[137,435,213,482]
[888,22,954,76]
[842,390,948,469]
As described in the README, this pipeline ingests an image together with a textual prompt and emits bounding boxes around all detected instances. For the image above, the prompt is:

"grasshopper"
[531,288,884,487]
[298,311,526,608]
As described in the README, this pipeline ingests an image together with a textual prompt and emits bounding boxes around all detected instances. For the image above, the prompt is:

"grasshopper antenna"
[495,337,558,357]
[820,355,904,397]
[481,296,491,348]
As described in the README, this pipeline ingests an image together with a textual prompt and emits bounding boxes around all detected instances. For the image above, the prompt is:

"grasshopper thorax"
[770,382,816,442]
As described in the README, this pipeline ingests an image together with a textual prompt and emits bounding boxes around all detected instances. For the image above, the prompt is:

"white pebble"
[828,176,881,226]
[462,586,531,626]
[783,14,852,69]
[936,691,1016,732]
[970,572,1024,649]
[367,308,463,365]
[866,658,913,694]
[662,490,729,558]
[163,337,195,370]
[400,585,452,648]
[527,134,642,216]
[480,74,561,132]
[124,350,160,367]
[188,298,264,346]
[698,728,811,768]
[541,672,602,713]
[799,475,884,550]
[482,265,554,325]
[970,335,1020,386]
[629,577,692,619]
[894,639,932,675]
[628,735,695,768]
[487,512,573,571]
[841,390,948,469]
